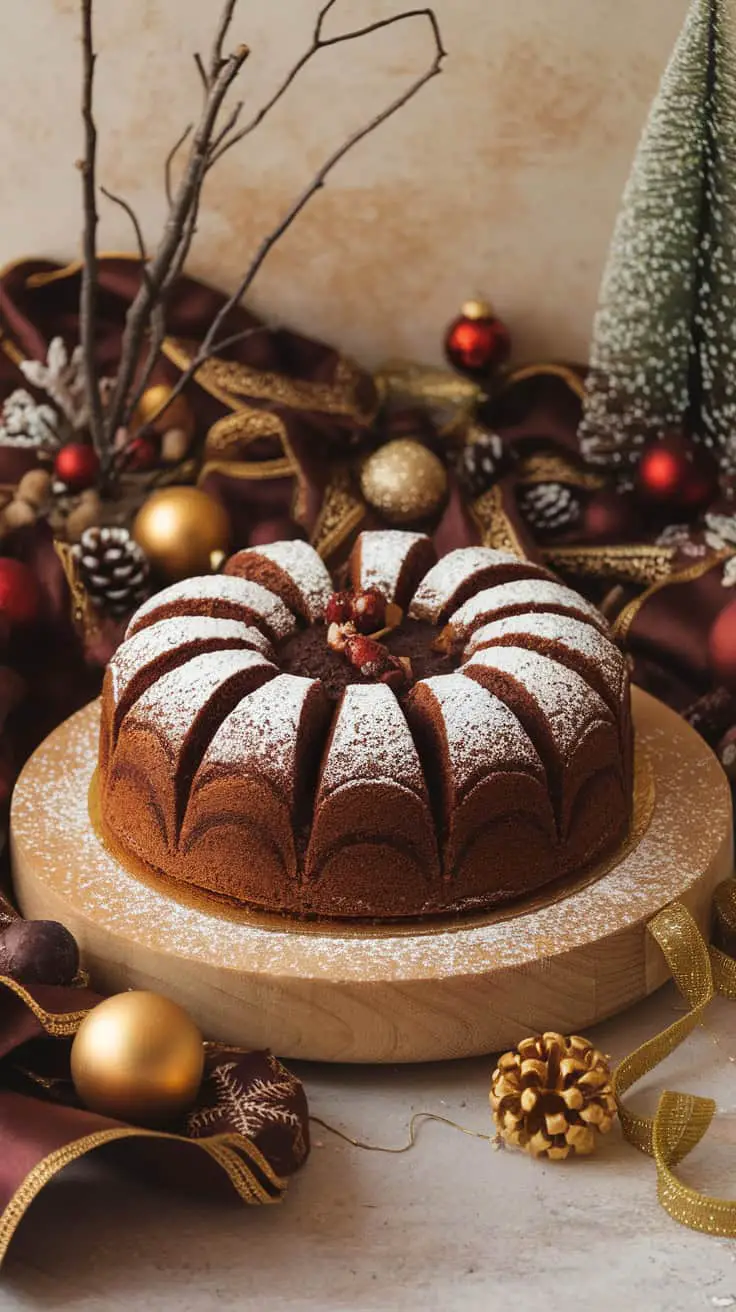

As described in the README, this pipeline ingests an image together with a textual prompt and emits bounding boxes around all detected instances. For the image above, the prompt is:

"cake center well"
[278,619,458,700]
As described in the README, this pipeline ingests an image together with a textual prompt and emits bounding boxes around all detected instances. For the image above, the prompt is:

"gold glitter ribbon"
[614,890,736,1234]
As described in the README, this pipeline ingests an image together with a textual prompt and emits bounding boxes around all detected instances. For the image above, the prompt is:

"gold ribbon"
[614,890,736,1234]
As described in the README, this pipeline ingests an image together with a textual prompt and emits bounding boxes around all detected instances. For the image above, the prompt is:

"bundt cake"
[97,532,633,920]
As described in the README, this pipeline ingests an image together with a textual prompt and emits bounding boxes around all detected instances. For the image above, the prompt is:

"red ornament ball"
[709,601,736,691]
[636,433,719,518]
[0,558,41,629]
[54,442,100,493]
[124,432,160,472]
[444,300,511,379]
[582,488,643,543]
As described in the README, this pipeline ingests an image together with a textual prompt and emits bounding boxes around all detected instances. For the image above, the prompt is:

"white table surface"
[2,982,736,1311]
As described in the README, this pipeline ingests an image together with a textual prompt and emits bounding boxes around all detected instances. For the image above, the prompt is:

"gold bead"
[133,385,196,438]
[360,439,448,525]
[71,991,204,1126]
[460,298,494,320]
[132,487,230,581]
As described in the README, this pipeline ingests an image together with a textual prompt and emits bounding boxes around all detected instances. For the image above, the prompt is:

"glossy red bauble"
[709,601,736,691]
[54,442,100,493]
[0,558,42,629]
[636,433,719,518]
[581,488,643,543]
[124,432,160,472]
[444,300,511,379]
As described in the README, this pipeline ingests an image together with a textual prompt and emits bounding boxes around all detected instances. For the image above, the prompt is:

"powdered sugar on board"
[129,649,276,750]
[319,684,425,797]
[10,693,729,982]
[464,647,611,755]
[236,541,333,621]
[109,617,272,700]
[354,530,430,603]
[126,574,297,641]
[450,579,607,636]
[413,674,544,793]
[409,548,538,622]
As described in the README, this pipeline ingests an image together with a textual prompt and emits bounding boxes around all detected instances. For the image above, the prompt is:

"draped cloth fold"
[614,889,736,1235]
[0,975,309,1268]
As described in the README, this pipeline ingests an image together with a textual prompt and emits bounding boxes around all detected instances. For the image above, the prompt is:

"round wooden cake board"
[9,688,734,1063]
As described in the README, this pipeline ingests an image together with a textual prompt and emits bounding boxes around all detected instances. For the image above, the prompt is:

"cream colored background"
[0,0,689,367]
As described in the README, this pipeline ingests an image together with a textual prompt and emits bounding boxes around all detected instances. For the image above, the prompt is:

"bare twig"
[103,16,250,448]
[164,123,193,207]
[79,0,105,457]
[145,7,445,422]
[193,52,208,93]
[210,5,444,167]
[210,0,239,75]
[100,186,151,286]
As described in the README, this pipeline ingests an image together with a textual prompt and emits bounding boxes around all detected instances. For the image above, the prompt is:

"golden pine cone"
[490,1032,617,1161]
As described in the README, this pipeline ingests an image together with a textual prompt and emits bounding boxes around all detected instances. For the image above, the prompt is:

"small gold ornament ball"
[71,991,205,1127]
[133,384,196,438]
[360,438,448,525]
[132,486,230,581]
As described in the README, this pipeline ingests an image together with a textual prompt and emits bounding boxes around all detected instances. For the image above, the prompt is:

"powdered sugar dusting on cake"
[319,684,424,796]
[109,617,272,702]
[451,580,607,637]
[129,649,276,750]
[464,647,611,755]
[126,575,296,641]
[416,674,543,794]
[409,548,533,622]
[203,674,319,798]
[239,541,333,621]
[465,613,623,695]
[357,531,430,602]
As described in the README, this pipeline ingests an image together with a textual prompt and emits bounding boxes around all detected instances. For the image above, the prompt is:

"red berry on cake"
[324,590,354,626]
[352,587,387,634]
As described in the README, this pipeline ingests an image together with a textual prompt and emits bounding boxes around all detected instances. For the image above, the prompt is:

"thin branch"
[165,123,193,207]
[105,20,250,443]
[125,300,168,427]
[146,9,445,421]
[210,0,239,76]
[79,0,105,457]
[209,100,244,158]
[193,51,208,93]
[210,6,445,167]
[100,186,151,286]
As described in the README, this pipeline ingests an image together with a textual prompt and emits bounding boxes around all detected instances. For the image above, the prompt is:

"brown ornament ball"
[132,487,231,581]
[16,468,52,510]
[0,919,79,987]
[360,439,448,525]
[71,990,205,1127]
[133,385,196,439]
[709,601,736,692]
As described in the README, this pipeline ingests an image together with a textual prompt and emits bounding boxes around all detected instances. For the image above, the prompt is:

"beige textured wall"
[0,0,689,367]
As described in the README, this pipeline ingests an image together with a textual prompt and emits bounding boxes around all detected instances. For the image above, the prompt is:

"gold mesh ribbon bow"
[614,890,736,1234]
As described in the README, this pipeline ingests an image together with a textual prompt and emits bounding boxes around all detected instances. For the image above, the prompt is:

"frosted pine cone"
[490,1032,617,1160]
[518,482,581,535]
[72,526,150,619]
[456,429,504,499]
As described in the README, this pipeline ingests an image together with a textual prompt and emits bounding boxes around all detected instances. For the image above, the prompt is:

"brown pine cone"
[490,1032,617,1160]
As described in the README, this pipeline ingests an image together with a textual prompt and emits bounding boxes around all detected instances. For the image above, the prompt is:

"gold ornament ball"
[134,384,196,438]
[71,991,205,1127]
[133,487,231,581]
[360,439,448,525]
